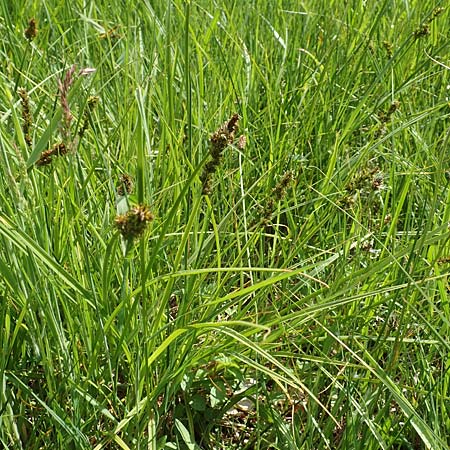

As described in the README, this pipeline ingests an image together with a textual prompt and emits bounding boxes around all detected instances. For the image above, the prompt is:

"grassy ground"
[1,0,450,448]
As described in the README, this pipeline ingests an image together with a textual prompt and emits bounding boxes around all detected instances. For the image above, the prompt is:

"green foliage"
[1,0,450,448]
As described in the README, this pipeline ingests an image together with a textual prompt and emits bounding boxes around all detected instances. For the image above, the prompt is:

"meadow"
[1,0,450,448]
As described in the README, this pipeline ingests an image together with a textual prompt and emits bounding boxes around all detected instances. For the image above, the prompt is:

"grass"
[1,0,450,448]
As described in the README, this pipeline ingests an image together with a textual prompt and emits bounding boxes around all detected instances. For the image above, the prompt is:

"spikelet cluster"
[413,7,445,39]
[18,88,33,147]
[200,114,240,195]
[36,143,68,166]
[78,96,99,139]
[58,65,76,144]
[114,204,154,240]
[24,18,37,41]
[117,174,134,196]
[376,101,400,137]
[260,171,295,226]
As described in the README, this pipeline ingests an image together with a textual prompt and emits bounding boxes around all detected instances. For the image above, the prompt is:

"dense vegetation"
[1,1,449,448]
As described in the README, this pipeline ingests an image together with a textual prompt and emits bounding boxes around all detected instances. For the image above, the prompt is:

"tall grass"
[1,1,450,448]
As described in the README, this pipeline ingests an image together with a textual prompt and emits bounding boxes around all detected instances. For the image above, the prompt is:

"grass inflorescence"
[201,113,240,195]
[114,204,154,240]
[17,88,33,147]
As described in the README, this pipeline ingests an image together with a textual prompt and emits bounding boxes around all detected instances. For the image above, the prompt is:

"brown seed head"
[114,204,154,239]
[25,18,38,41]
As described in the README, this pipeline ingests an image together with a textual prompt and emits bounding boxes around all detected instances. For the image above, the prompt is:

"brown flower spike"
[78,96,99,139]
[201,113,240,195]
[58,65,76,144]
[117,174,134,196]
[25,18,37,41]
[36,143,68,166]
[114,204,154,240]
[260,171,295,225]
[18,88,33,147]
[413,7,445,39]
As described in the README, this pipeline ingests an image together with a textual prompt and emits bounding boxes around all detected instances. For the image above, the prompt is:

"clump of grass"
[2,2,450,449]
